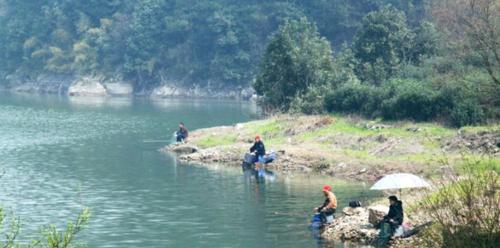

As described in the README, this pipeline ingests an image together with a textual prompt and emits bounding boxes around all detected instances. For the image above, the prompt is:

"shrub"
[381,79,438,121]
[449,99,486,127]
[324,82,378,115]
[419,158,500,247]
[290,86,329,114]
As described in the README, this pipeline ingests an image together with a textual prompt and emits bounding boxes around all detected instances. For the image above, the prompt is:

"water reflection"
[68,96,132,108]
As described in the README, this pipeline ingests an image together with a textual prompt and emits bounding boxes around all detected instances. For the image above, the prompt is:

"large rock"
[151,85,183,98]
[68,77,107,96]
[343,207,364,216]
[104,82,133,96]
[322,207,379,244]
[9,74,73,95]
[169,145,198,155]
[368,205,389,226]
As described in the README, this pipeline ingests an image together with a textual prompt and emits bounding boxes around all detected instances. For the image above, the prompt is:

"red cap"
[255,135,261,140]
[322,185,332,192]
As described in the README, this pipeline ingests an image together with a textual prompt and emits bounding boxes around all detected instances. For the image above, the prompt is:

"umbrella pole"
[399,188,402,200]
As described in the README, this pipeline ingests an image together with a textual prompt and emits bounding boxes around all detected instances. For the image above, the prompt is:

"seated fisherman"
[314,185,337,223]
[250,135,266,166]
[176,122,189,143]
[377,195,404,247]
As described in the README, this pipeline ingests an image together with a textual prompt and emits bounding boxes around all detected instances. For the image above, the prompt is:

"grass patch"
[196,134,237,148]
[247,119,283,138]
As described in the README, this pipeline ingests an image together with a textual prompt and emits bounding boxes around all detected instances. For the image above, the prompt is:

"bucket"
[326,215,334,223]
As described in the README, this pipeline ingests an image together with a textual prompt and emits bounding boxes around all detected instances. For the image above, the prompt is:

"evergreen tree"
[353,6,412,85]
[254,18,335,111]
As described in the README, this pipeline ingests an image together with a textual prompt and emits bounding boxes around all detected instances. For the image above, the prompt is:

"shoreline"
[162,115,498,246]
[1,78,255,100]
[163,115,499,182]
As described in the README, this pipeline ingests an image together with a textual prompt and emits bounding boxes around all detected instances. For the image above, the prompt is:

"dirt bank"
[163,115,499,182]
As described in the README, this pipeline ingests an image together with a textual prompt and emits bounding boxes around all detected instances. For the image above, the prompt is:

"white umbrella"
[370,173,431,198]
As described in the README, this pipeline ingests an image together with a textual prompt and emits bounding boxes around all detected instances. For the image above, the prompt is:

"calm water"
[0,93,374,247]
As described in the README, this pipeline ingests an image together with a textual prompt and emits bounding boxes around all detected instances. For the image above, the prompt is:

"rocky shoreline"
[163,116,498,182]
[161,116,498,247]
[3,74,254,99]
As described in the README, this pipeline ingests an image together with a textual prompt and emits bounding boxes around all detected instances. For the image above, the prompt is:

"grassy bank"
[176,114,499,181]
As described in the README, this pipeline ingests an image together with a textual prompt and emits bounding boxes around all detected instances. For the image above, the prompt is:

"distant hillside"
[0,0,425,91]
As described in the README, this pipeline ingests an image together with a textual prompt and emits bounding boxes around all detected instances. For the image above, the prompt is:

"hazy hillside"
[0,0,425,90]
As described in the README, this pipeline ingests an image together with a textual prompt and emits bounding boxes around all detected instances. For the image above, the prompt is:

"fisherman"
[377,195,404,247]
[314,185,337,223]
[176,122,189,143]
[249,135,266,175]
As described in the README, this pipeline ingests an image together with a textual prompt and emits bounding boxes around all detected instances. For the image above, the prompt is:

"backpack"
[349,200,362,208]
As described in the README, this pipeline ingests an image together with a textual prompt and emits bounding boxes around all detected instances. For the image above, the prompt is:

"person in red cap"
[314,185,337,223]
[250,135,266,174]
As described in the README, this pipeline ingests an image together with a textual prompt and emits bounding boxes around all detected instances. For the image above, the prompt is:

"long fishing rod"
[142,140,171,143]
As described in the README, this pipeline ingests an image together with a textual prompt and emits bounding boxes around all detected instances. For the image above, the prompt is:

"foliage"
[0,207,90,248]
[353,6,413,84]
[254,18,336,111]
[324,82,381,117]
[449,99,486,127]
[289,85,329,115]
[430,0,500,85]
[0,0,497,125]
[380,79,439,121]
[419,158,500,247]
[0,0,417,90]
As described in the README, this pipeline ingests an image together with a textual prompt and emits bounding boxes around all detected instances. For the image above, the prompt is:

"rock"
[9,74,73,95]
[368,205,389,226]
[375,134,388,143]
[235,123,244,130]
[68,77,107,96]
[104,82,133,96]
[406,127,422,132]
[170,145,198,155]
[151,84,254,99]
[337,162,347,169]
[343,207,364,216]
[322,207,379,244]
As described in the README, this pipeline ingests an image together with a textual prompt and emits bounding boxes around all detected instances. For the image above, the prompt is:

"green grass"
[456,156,500,174]
[196,134,237,148]
[460,124,500,134]
[247,119,283,138]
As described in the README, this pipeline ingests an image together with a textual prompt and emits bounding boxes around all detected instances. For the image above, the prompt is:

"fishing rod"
[142,140,171,143]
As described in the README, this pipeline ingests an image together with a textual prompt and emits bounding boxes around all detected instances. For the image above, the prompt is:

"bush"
[419,158,500,247]
[324,82,381,116]
[381,79,438,121]
[290,86,329,114]
[449,99,486,127]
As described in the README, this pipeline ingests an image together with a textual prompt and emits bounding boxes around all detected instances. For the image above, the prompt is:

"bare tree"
[430,0,499,85]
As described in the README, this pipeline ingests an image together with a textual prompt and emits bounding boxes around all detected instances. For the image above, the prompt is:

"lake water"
[0,93,375,247]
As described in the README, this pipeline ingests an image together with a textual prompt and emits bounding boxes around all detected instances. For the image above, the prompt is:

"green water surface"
[0,93,376,247]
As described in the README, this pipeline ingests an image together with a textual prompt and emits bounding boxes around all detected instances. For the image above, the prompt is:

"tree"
[353,6,412,85]
[124,0,167,89]
[253,18,336,112]
[430,0,500,85]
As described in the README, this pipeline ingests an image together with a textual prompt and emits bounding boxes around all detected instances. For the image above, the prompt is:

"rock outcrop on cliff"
[68,77,108,96]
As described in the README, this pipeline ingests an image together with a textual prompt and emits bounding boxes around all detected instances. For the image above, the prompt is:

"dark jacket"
[178,127,188,138]
[250,141,266,156]
[384,200,404,225]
